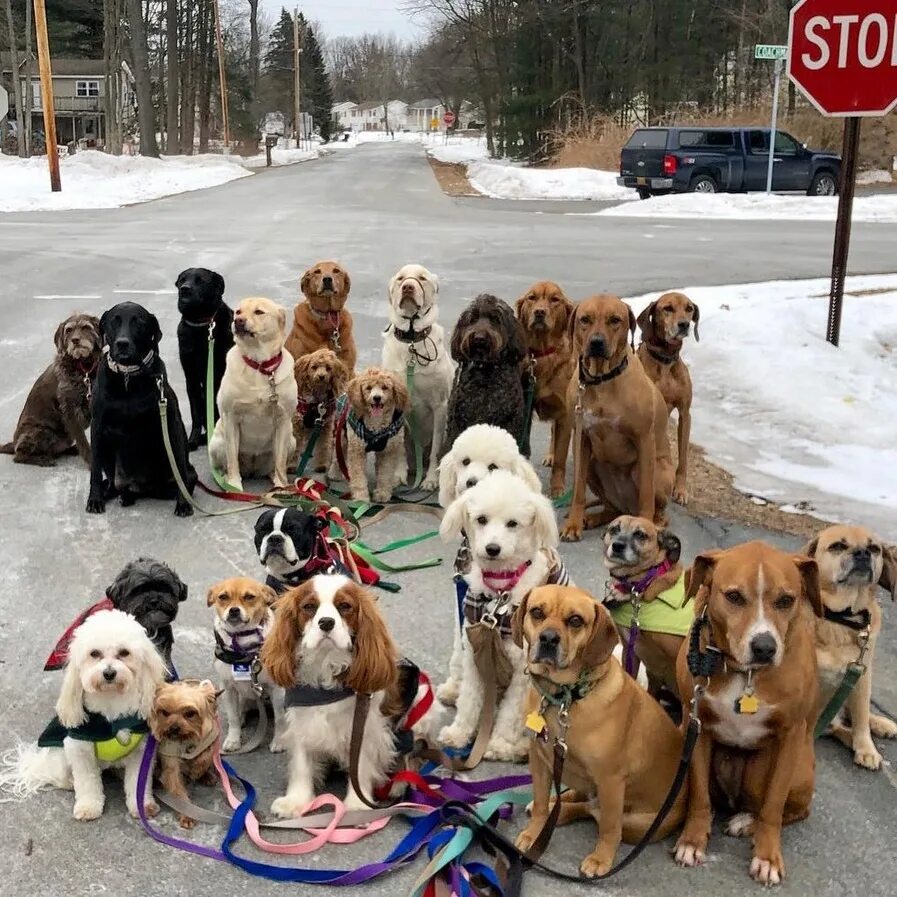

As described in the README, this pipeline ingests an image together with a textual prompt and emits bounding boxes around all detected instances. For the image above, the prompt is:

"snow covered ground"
[239,146,321,169]
[628,274,897,538]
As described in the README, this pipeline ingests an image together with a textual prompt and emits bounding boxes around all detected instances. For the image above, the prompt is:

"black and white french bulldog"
[253,508,329,593]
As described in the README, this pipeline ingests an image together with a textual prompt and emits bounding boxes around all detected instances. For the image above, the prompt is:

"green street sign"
[755,44,788,60]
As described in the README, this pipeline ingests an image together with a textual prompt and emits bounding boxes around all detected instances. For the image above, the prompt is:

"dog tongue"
[371,405,384,418]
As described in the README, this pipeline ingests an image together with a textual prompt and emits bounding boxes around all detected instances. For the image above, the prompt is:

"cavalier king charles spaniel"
[260,574,406,818]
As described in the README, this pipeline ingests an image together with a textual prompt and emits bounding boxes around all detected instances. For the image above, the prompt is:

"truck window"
[773,132,800,156]
[749,130,768,153]
[678,130,735,149]
[624,129,668,149]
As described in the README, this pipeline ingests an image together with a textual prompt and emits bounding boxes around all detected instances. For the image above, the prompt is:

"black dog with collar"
[254,507,330,593]
[86,302,196,516]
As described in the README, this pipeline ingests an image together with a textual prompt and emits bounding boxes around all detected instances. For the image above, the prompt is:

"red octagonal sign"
[788,0,897,116]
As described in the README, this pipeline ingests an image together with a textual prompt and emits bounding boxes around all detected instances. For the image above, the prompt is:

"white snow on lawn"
[428,137,491,165]
[629,275,897,538]
[239,146,321,169]
[0,150,254,212]
[469,162,634,201]
[601,190,897,222]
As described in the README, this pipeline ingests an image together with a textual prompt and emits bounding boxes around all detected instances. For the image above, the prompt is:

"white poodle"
[0,610,167,820]
[438,470,567,761]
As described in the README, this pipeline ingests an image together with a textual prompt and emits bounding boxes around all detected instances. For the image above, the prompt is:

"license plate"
[636,177,648,186]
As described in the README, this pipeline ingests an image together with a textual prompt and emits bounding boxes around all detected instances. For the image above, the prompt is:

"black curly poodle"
[446,294,529,451]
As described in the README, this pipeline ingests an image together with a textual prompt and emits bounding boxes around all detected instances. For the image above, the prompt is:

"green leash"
[205,324,246,494]
[815,628,870,739]
[294,411,325,478]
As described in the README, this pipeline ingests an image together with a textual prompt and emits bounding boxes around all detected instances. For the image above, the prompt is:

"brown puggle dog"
[602,515,692,697]
[150,679,219,829]
[636,292,699,505]
[285,261,357,373]
[804,525,897,770]
[512,584,688,878]
[674,542,822,886]
[515,281,576,497]
[558,295,674,542]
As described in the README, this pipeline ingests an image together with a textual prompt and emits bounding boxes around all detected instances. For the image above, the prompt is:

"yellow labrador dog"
[209,298,297,491]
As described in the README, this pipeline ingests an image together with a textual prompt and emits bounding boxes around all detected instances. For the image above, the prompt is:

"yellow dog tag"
[736,694,760,715]
[525,711,547,737]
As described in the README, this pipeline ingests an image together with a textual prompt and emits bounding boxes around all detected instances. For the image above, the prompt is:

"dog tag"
[525,711,547,739]
[736,693,760,715]
[232,663,252,682]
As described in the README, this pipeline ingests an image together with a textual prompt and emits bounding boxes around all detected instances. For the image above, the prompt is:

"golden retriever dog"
[512,584,688,878]
[515,281,576,497]
[804,525,897,770]
[636,292,699,505]
[674,542,822,885]
[208,298,297,491]
[285,261,357,373]
[292,348,349,476]
[559,295,674,542]
[343,367,409,503]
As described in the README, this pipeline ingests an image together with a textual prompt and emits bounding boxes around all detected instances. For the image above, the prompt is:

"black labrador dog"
[175,267,233,451]
[86,302,196,516]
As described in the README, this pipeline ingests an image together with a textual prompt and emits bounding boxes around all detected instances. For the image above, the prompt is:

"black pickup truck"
[617,127,841,199]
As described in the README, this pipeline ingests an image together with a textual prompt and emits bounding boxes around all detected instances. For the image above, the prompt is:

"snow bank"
[428,138,490,165]
[628,275,897,537]
[239,146,321,169]
[0,150,252,212]
[468,162,633,201]
[600,191,897,222]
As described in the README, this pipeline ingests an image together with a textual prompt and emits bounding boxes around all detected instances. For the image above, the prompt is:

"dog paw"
[421,475,438,492]
[515,827,539,854]
[581,849,615,878]
[549,480,566,500]
[271,795,312,819]
[174,501,194,518]
[269,735,287,754]
[73,797,104,820]
[221,735,242,753]
[541,452,553,468]
[484,735,528,763]
[750,854,783,886]
[725,812,754,838]
[119,489,136,507]
[372,488,392,504]
[439,724,473,750]
[560,522,583,542]
[178,814,197,829]
[85,497,106,514]
[853,742,883,770]
[870,714,897,739]
[672,484,688,505]
[436,680,459,707]
[674,840,706,867]
[228,475,244,493]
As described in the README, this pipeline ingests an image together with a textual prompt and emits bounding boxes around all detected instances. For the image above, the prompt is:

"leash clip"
[207,320,216,341]
[250,657,264,696]
[156,376,166,403]
[315,402,328,427]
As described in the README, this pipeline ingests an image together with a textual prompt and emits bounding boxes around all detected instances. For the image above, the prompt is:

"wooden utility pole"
[211,0,229,150]
[32,0,60,190]
[293,8,302,145]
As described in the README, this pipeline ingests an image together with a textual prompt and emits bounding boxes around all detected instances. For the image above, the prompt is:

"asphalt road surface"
[1,142,895,897]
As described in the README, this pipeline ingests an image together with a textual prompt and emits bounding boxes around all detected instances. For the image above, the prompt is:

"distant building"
[331,101,358,131]
[342,100,409,132]
[407,98,445,131]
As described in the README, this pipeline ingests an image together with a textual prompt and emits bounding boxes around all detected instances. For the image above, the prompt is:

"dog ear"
[658,529,682,564]
[512,457,542,494]
[689,300,700,343]
[53,320,67,353]
[437,449,460,508]
[567,303,580,350]
[213,271,225,298]
[514,291,529,324]
[510,591,530,648]
[261,584,278,607]
[793,555,823,618]
[106,569,127,606]
[449,305,472,362]
[300,268,312,299]
[206,585,218,607]
[347,374,365,414]
[260,585,307,688]
[342,586,398,695]
[557,294,576,338]
[149,311,163,346]
[387,273,400,305]
[581,604,619,668]
[293,352,311,388]
[99,309,110,343]
[439,493,468,542]
[56,661,88,728]
[686,549,722,618]
[879,545,897,601]
[429,270,439,295]
[312,513,330,534]
[331,355,351,395]
[530,490,559,549]
[340,268,352,298]
[168,566,188,602]
[627,304,637,350]
[391,374,410,412]
[137,640,169,718]
[501,311,527,365]
[636,300,657,340]
[801,536,819,558]
[275,304,287,334]
[175,270,186,289]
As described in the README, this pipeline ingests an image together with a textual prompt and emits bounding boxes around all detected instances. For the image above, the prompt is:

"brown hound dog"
[558,295,674,542]
[515,281,576,498]
[636,292,699,505]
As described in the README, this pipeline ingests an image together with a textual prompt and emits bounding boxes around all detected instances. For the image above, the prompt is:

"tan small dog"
[293,348,349,476]
[512,584,688,878]
[285,261,357,373]
[636,292,699,505]
[515,281,576,497]
[150,679,219,829]
[342,367,409,503]
[804,525,897,770]
[208,298,297,491]
[559,295,674,541]
[674,542,822,886]
[602,515,692,697]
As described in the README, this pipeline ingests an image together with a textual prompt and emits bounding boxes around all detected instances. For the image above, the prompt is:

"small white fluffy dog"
[438,471,567,761]
[261,574,414,816]
[382,264,455,491]
[209,297,298,491]
[0,610,166,820]
[437,424,542,706]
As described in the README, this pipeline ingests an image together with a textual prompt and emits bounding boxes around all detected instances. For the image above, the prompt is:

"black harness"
[347,407,405,453]
[284,684,355,707]
[214,628,263,665]
[643,341,680,365]
[824,606,872,632]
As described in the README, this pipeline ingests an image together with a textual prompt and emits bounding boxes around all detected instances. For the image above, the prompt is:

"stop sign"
[443,110,456,127]
[788,0,897,115]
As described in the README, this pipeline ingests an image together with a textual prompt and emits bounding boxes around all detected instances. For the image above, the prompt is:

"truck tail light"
[663,154,677,176]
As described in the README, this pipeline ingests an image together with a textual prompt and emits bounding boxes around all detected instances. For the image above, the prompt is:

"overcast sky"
[262,1,426,40]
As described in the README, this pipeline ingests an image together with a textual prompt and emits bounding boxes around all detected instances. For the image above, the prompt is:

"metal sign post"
[754,45,788,195]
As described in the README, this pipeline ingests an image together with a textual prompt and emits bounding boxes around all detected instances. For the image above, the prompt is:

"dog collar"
[643,339,680,365]
[75,358,99,376]
[309,305,341,324]
[347,407,405,453]
[528,667,597,711]
[610,559,674,599]
[391,320,433,344]
[102,346,156,376]
[824,606,872,632]
[528,346,556,360]
[181,315,216,328]
[157,726,219,760]
[214,627,264,665]
[38,710,149,755]
[481,561,531,592]
[242,352,283,376]
[578,354,629,386]
[284,683,355,707]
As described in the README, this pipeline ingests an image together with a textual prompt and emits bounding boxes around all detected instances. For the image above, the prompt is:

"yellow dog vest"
[609,574,694,636]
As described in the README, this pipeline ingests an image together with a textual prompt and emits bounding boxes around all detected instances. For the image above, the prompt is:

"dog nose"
[267,533,284,544]
[322,276,334,289]
[533,308,546,319]
[102,667,117,682]
[114,337,131,353]
[227,606,243,621]
[485,543,501,558]
[611,540,627,555]
[402,283,414,294]
[167,724,181,737]
[538,629,560,649]
[677,321,690,333]
[318,617,336,633]
[465,477,478,490]
[853,547,871,562]
[750,633,777,665]
[587,335,607,358]
[371,395,383,405]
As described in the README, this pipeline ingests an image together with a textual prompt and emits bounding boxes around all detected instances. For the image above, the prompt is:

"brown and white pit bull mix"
[674,541,822,886]
[636,292,699,505]
[558,295,674,542]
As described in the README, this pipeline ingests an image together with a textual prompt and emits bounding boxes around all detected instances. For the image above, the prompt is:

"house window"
[76,80,100,98]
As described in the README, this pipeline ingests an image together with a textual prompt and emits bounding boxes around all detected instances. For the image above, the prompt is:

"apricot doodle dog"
[515,281,576,497]
[285,261,357,373]
[292,348,349,477]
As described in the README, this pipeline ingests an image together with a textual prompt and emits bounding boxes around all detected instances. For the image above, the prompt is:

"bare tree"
[103,0,123,154]
[3,0,25,156]
[248,0,260,99]
[24,0,32,154]
[125,0,160,156]
[165,0,179,151]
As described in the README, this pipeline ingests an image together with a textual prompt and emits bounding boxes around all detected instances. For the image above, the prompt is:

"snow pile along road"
[629,275,897,538]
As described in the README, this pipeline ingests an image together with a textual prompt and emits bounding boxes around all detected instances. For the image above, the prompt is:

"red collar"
[75,358,98,376]
[481,560,531,592]
[242,352,284,376]
[528,347,556,360]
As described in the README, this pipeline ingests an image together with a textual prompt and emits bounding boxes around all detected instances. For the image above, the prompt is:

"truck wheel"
[637,188,651,200]
[808,171,837,196]
[688,175,718,194]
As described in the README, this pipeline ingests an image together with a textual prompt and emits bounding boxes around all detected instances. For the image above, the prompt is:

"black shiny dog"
[254,507,329,593]
[446,294,528,448]
[86,301,196,516]
[175,268,233,451]
[108,557,188,672]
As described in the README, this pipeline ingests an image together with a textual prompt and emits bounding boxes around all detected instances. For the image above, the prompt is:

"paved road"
[1,143,895,897]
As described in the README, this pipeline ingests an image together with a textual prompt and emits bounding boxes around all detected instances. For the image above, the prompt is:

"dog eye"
[313,269,321,274]
[476,515,487,526]
[183,709,197,719]
[487,463,498,471]
[243,594,255,602]
[419,275,426,281]
[579,316,591,325]
[90,649,103,659]
[158,709,169,717]
[608,315,622,326]
[607,524,620,536]
[461,458,470,466]
[254,309,264,316]
[529,607,545,621]
[662,306,674,314]
[869,544,881,555]
[828,541,848,552]
[117,649,130,658]
[633,530,648,542]
[506,520,518,529]
[724,590,746,607]
[550,295,560,302]
[774,594,795,611]
[567,615,584,629]
[333,268,341,274]
[337,601,352,612]
[686,305,695,313]
[527,294,536,301]
[302,602,317,613]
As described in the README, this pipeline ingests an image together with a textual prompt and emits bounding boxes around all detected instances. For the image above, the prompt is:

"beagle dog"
[674,541,822,886]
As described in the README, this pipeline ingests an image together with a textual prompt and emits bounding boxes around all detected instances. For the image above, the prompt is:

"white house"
[407,98,446,131]
[331,101,357,131]
[346,100,409,132]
